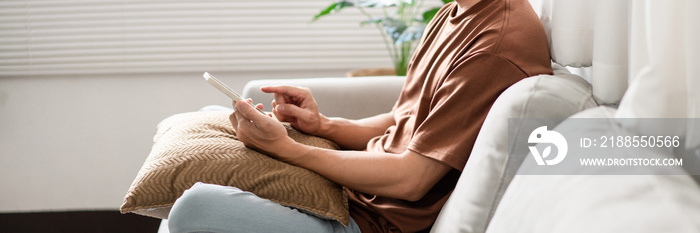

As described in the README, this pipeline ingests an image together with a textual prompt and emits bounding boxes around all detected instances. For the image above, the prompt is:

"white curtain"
[614,0,700,149]
[685,0,700,149]
[591,0,628,104]
[530,0,699,149]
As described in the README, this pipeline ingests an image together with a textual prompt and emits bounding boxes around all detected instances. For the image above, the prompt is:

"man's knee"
[168,182,244,232]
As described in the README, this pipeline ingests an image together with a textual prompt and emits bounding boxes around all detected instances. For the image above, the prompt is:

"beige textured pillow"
[120,111,349,225]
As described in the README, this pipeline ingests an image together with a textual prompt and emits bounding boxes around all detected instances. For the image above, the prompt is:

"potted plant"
[313,0,453,76]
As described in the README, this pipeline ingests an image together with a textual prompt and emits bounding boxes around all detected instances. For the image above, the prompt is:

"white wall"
[0,69,348,212]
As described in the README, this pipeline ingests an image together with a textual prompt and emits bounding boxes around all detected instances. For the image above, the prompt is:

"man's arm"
[264,85,394,150]
[231,100,451,201]
[314,113,394,150]
[285,140,451,202]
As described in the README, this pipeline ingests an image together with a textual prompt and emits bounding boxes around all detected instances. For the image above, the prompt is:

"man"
[168,0,552,232]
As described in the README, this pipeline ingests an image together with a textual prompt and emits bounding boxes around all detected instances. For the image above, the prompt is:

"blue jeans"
[168,182,362,233]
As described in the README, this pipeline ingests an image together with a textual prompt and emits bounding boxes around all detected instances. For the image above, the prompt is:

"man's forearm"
[287,144,419,201]
[317,112,394,150]
[277,142,451,202]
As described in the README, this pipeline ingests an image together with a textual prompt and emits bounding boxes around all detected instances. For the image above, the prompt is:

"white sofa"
[159,0,700,232]
[237,65,700,233]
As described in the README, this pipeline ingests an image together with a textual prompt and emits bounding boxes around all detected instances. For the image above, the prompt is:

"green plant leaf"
[312,3,337,21]
[311,1,355,22]
[394,25,425,45]
[356,0,384,7]
[309,0,449,76]
[380,18,408,43]
[361,17,384,25]
[421,7,440,24]
[357,0,414,8]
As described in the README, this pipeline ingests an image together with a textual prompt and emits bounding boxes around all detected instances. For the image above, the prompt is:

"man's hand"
[262,85,395,150]
[261,86,327,136]
[229,99,296,160]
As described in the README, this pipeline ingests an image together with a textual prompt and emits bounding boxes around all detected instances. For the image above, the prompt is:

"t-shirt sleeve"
[407,52,527,171]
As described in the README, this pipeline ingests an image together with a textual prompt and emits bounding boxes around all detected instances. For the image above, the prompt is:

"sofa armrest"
[241,76,405,119]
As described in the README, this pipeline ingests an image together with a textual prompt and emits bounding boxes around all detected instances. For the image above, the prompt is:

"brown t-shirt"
[347,0,553,232]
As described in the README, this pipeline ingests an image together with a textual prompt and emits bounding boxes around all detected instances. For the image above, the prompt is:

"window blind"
[0,0,419,76]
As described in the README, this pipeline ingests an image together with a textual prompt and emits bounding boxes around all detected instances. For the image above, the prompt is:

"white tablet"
[203,72,265,115]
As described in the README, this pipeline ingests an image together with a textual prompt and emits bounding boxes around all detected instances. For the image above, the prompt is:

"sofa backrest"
[430,63,597,233]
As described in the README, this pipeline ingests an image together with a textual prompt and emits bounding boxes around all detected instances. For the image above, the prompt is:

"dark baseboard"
[0,210,161,233]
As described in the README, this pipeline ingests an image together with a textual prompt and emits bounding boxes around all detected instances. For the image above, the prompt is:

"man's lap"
[168,182,361,233]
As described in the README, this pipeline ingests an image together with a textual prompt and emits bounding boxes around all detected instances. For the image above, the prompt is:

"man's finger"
[276,103,310,121]
[234,105,248,126]
[236,101,266,124]
[261,87,289,110]
[261,85,308,98]
[229,112,238,132]
[271,106,284,122]
[273,92,287,109]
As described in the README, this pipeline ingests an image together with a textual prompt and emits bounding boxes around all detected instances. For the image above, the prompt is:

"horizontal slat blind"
[0,0,403,76]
